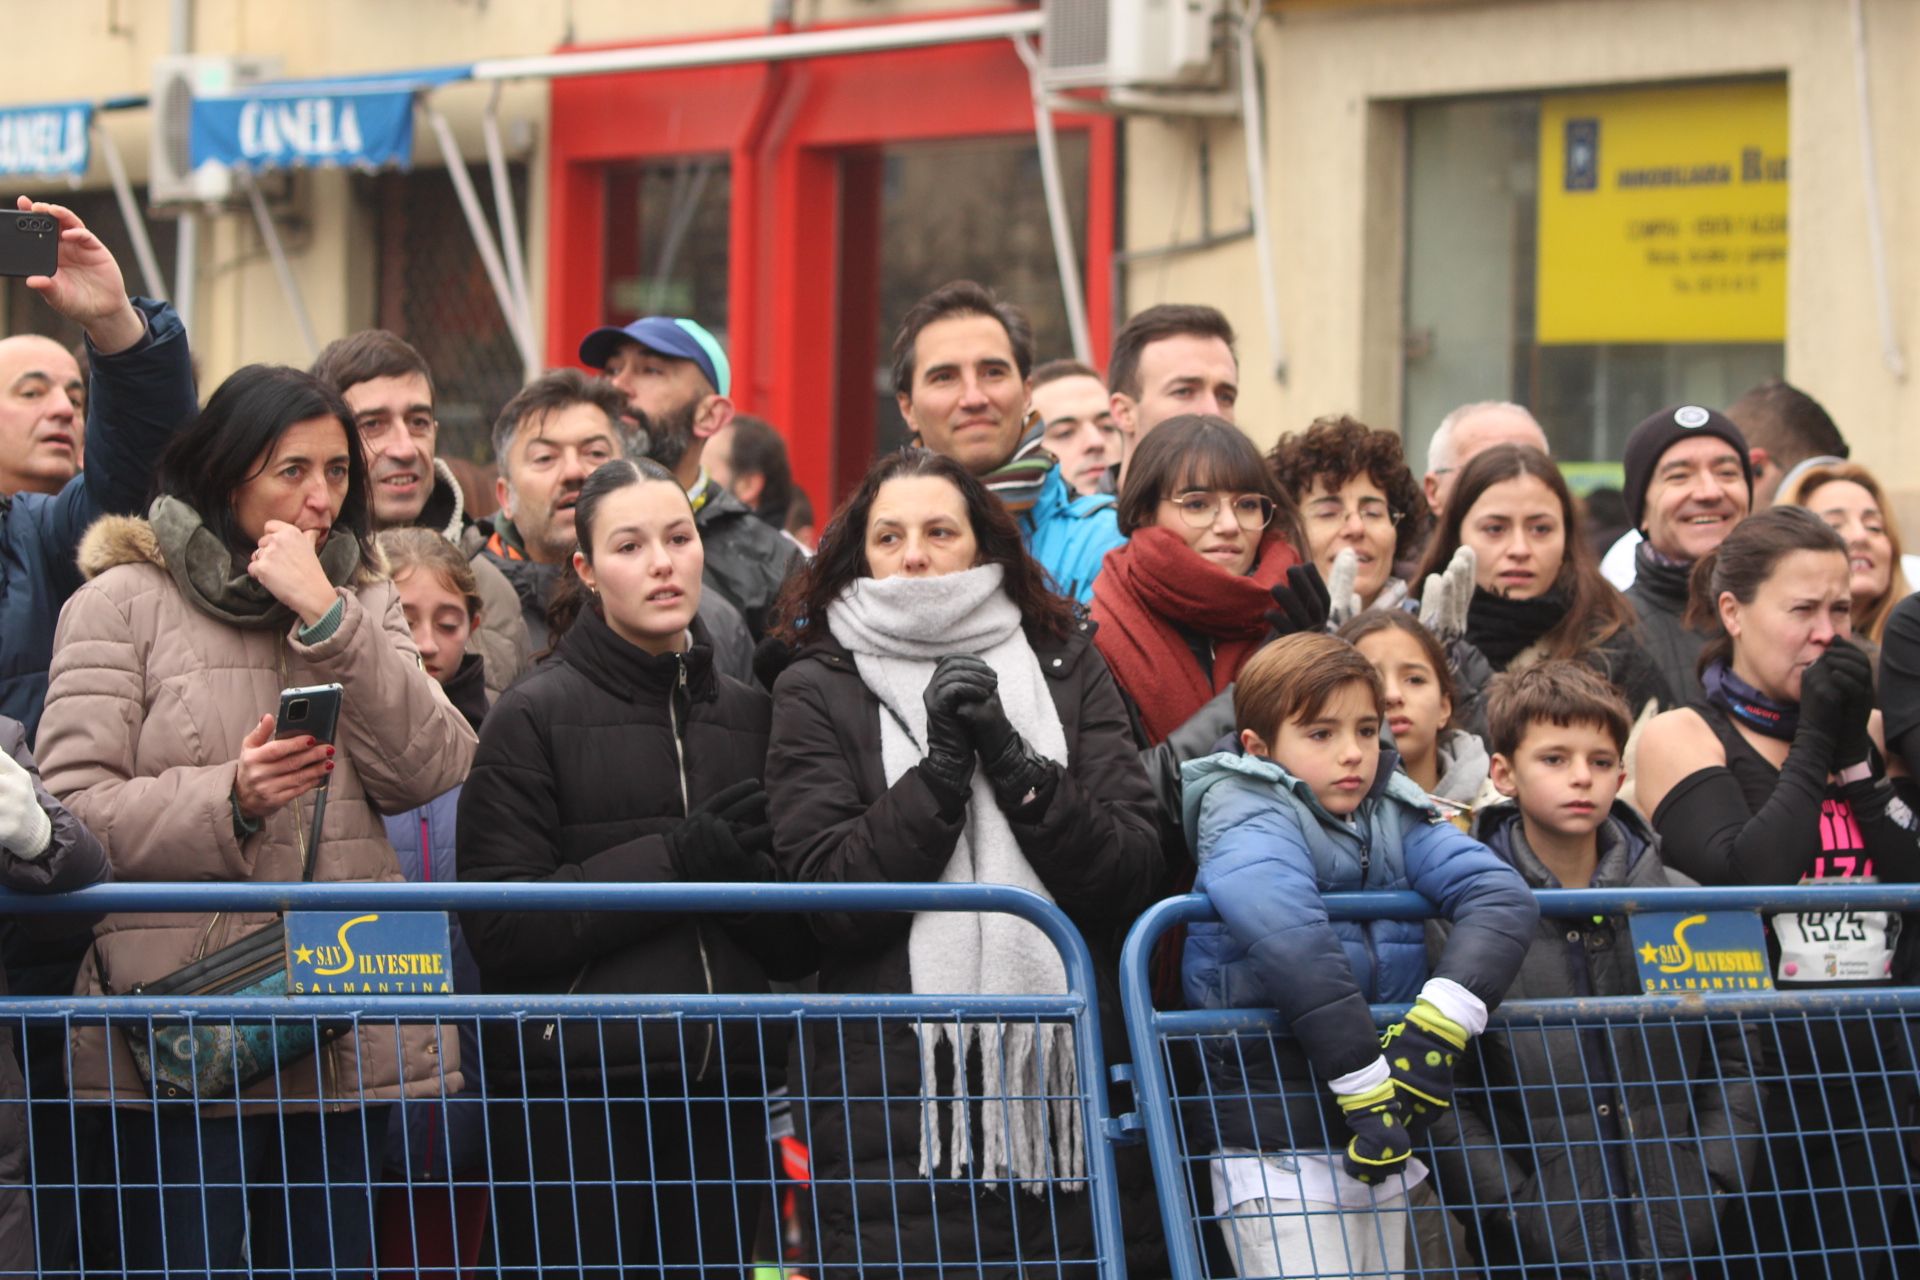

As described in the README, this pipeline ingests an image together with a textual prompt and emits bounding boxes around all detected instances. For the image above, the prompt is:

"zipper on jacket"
[668,655,718,1081]
[1356,826,1380,990]
[542,964,590,1042]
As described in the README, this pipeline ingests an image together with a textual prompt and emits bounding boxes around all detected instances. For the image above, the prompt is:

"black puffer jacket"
[766,616,1160,1277]
[1428,801,1764,1278]
[457,608,813,1092]
[694,479,802,639]
[1625,542,1709,706]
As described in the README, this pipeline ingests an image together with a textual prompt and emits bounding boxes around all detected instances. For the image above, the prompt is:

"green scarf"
[148,494,363,631]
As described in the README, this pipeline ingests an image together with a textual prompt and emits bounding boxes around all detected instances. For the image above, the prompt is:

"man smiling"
[1621,404,1754,704]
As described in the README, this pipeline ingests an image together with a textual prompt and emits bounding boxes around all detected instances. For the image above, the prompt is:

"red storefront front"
[543,9,1116,512]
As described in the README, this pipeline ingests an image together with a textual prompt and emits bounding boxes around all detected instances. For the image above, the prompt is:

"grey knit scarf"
[826,564,1082,1192]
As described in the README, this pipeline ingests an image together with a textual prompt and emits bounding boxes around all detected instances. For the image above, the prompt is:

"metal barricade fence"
[0,881,1126,1280]
[1119,886,1920,1280]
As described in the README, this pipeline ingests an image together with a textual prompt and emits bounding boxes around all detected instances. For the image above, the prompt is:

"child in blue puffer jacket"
[1181,632,1536,1278]
[374,529,491,1274]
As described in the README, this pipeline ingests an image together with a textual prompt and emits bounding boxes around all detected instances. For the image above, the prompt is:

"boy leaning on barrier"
[0,711,108,1266]
[1426,661,1764,1276]
[1180,631,1536,1279]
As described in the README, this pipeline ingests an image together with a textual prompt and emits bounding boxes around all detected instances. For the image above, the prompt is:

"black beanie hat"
[1621,404,1753,532]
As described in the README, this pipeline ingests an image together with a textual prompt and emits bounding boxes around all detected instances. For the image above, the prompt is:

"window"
[1403,82,1787,475]
[602,158,732,343]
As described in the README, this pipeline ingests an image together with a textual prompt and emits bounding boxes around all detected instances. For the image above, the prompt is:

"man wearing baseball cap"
[578,316,800,638]
[1620,403,1754,704]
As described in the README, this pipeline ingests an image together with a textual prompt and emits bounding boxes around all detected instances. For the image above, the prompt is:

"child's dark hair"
[1335,610,1456,728]
[545,457,689,639]
[1484,660,1632,759]
[1684,505,1848,675]
[1234,633,1383,737]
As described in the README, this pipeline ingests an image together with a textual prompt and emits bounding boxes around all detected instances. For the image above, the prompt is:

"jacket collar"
[557,603,717,704]
[443,652,490,730]
[76,512,386,590]
[1471,798,1659,890]
[1029,462,1117,525]
[1632,539,1693,611]
[416,457,466,543]
[795,610,1098,680]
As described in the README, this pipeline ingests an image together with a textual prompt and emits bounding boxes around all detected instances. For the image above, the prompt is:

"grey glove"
[1325,548,1364,627]
[1418,545,1477,643]
[0,750,52,862]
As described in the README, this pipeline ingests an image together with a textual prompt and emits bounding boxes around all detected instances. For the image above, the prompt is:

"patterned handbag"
[123,918,349,1100]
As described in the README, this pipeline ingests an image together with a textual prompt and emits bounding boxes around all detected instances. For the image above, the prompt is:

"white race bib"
[1773,908,1897,983]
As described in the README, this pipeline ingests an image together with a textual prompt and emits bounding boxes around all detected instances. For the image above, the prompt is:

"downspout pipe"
[1850,0,1906,380]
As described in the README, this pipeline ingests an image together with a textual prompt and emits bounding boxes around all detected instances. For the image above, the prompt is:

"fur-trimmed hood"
[77,514,387,587]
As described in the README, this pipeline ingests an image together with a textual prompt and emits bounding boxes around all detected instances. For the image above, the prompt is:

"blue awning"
[187,65,470,173]
[0,101,93,178]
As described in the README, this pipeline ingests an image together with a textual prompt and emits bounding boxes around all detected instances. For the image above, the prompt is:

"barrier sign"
[1628,910,1773,993]
[1537,81,1787,344]
[287,911,453,994]
[0,102,91,178]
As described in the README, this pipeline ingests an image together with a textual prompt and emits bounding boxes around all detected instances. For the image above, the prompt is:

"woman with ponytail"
[767,449,1159,1278]
[457,457,811,1276]
[1635,505,1919,1279]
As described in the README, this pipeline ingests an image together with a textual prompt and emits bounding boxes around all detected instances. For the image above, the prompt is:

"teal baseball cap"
[578,316,731,397]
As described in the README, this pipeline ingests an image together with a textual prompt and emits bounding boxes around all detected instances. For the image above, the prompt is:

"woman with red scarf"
[1091,414,1316,850]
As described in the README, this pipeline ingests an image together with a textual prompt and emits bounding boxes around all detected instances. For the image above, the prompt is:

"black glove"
[1264,563,1332,637]
[1800,638,1876,768]
[944,655,1058,815]
[668,780,776,882]
[1337,1082,1411,1186]
[1380,998,1470,1140]
[920,655,992,814]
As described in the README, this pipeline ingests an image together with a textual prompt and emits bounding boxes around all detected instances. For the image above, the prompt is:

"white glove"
[1418,545,1477,643]
[0,750,52,861]
[1326,548,1364,628]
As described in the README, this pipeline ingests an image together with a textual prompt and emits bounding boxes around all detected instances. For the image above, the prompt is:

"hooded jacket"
[692,476,802,639]
[1428,801,1764,1277]
[0,716,107,1263]
[456,607,812,1093]
[411,457,528,700]
[1180,748,1536,1153]
[37,514,476,1110]
[1020,464,1126,605]
[468,513,756,684]
[766,616,1161,1274]
[1624,542,1709,706]
[0,297,195,738]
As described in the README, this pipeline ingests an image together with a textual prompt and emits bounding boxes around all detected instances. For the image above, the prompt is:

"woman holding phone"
[37,363,477,1277]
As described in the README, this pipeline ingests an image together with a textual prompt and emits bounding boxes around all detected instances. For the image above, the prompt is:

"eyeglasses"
[1303,497,1402,530]
[1167,492,1276,531]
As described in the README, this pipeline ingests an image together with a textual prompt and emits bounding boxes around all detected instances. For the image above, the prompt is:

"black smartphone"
[274,683,343,747]
[0,211,58,279]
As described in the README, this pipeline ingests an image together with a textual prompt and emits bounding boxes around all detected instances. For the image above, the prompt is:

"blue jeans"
[112,1103,391,1279]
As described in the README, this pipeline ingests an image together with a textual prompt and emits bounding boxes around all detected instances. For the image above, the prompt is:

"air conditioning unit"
[1042,0,1227,91]
[149,54,282,208]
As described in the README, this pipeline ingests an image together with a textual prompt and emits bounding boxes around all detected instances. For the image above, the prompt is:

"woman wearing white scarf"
[767,451,1160,1279]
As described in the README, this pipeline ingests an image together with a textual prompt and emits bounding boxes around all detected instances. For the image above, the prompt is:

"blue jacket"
[381,786,486,1178]
[1021,465,1125,604]
[1180,748,1535,1153]
[0,298,195,739]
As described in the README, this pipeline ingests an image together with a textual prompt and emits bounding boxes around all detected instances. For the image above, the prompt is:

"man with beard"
[1620,404,1754,704]
[473,368,754,679]
[578,317,800,638]
[311,330,529,697]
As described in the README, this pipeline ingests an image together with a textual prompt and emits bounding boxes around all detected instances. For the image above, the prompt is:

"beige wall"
[1124,0,1918,518]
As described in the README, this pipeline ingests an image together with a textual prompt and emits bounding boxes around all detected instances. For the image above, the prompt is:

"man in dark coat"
[0,198,196,738]
[1619,405,1753,705]
[579,316,801,637]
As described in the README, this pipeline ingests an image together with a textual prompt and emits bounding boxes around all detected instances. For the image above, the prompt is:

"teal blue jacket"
[1020,465,1125,604]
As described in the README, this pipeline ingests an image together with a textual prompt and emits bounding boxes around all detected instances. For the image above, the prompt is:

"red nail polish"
[325,746,335,758]
[325,762,334,772]
[307,737,317,747]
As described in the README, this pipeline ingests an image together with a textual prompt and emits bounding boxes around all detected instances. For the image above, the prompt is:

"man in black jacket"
[579,316,800,638]
[1620,405,1752,705]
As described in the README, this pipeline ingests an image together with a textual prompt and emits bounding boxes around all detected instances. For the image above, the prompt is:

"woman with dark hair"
[767,449,1160,1278]
[457,457,810,1276]
[1270,414,1428,620]
[37,364,476,1275]
[1416,443,1666,733]
[1096,414,1305,744]
[1636,505,1919,1279]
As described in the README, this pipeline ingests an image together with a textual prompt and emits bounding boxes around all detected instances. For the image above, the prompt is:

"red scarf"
[1091,526,1299,743]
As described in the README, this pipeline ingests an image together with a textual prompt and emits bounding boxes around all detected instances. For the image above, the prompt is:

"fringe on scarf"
[915,1019,1085,1194]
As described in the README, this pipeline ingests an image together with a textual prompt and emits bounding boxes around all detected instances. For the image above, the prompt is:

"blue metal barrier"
[0,881,1125,1280]
[1120,887,1920,1280]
